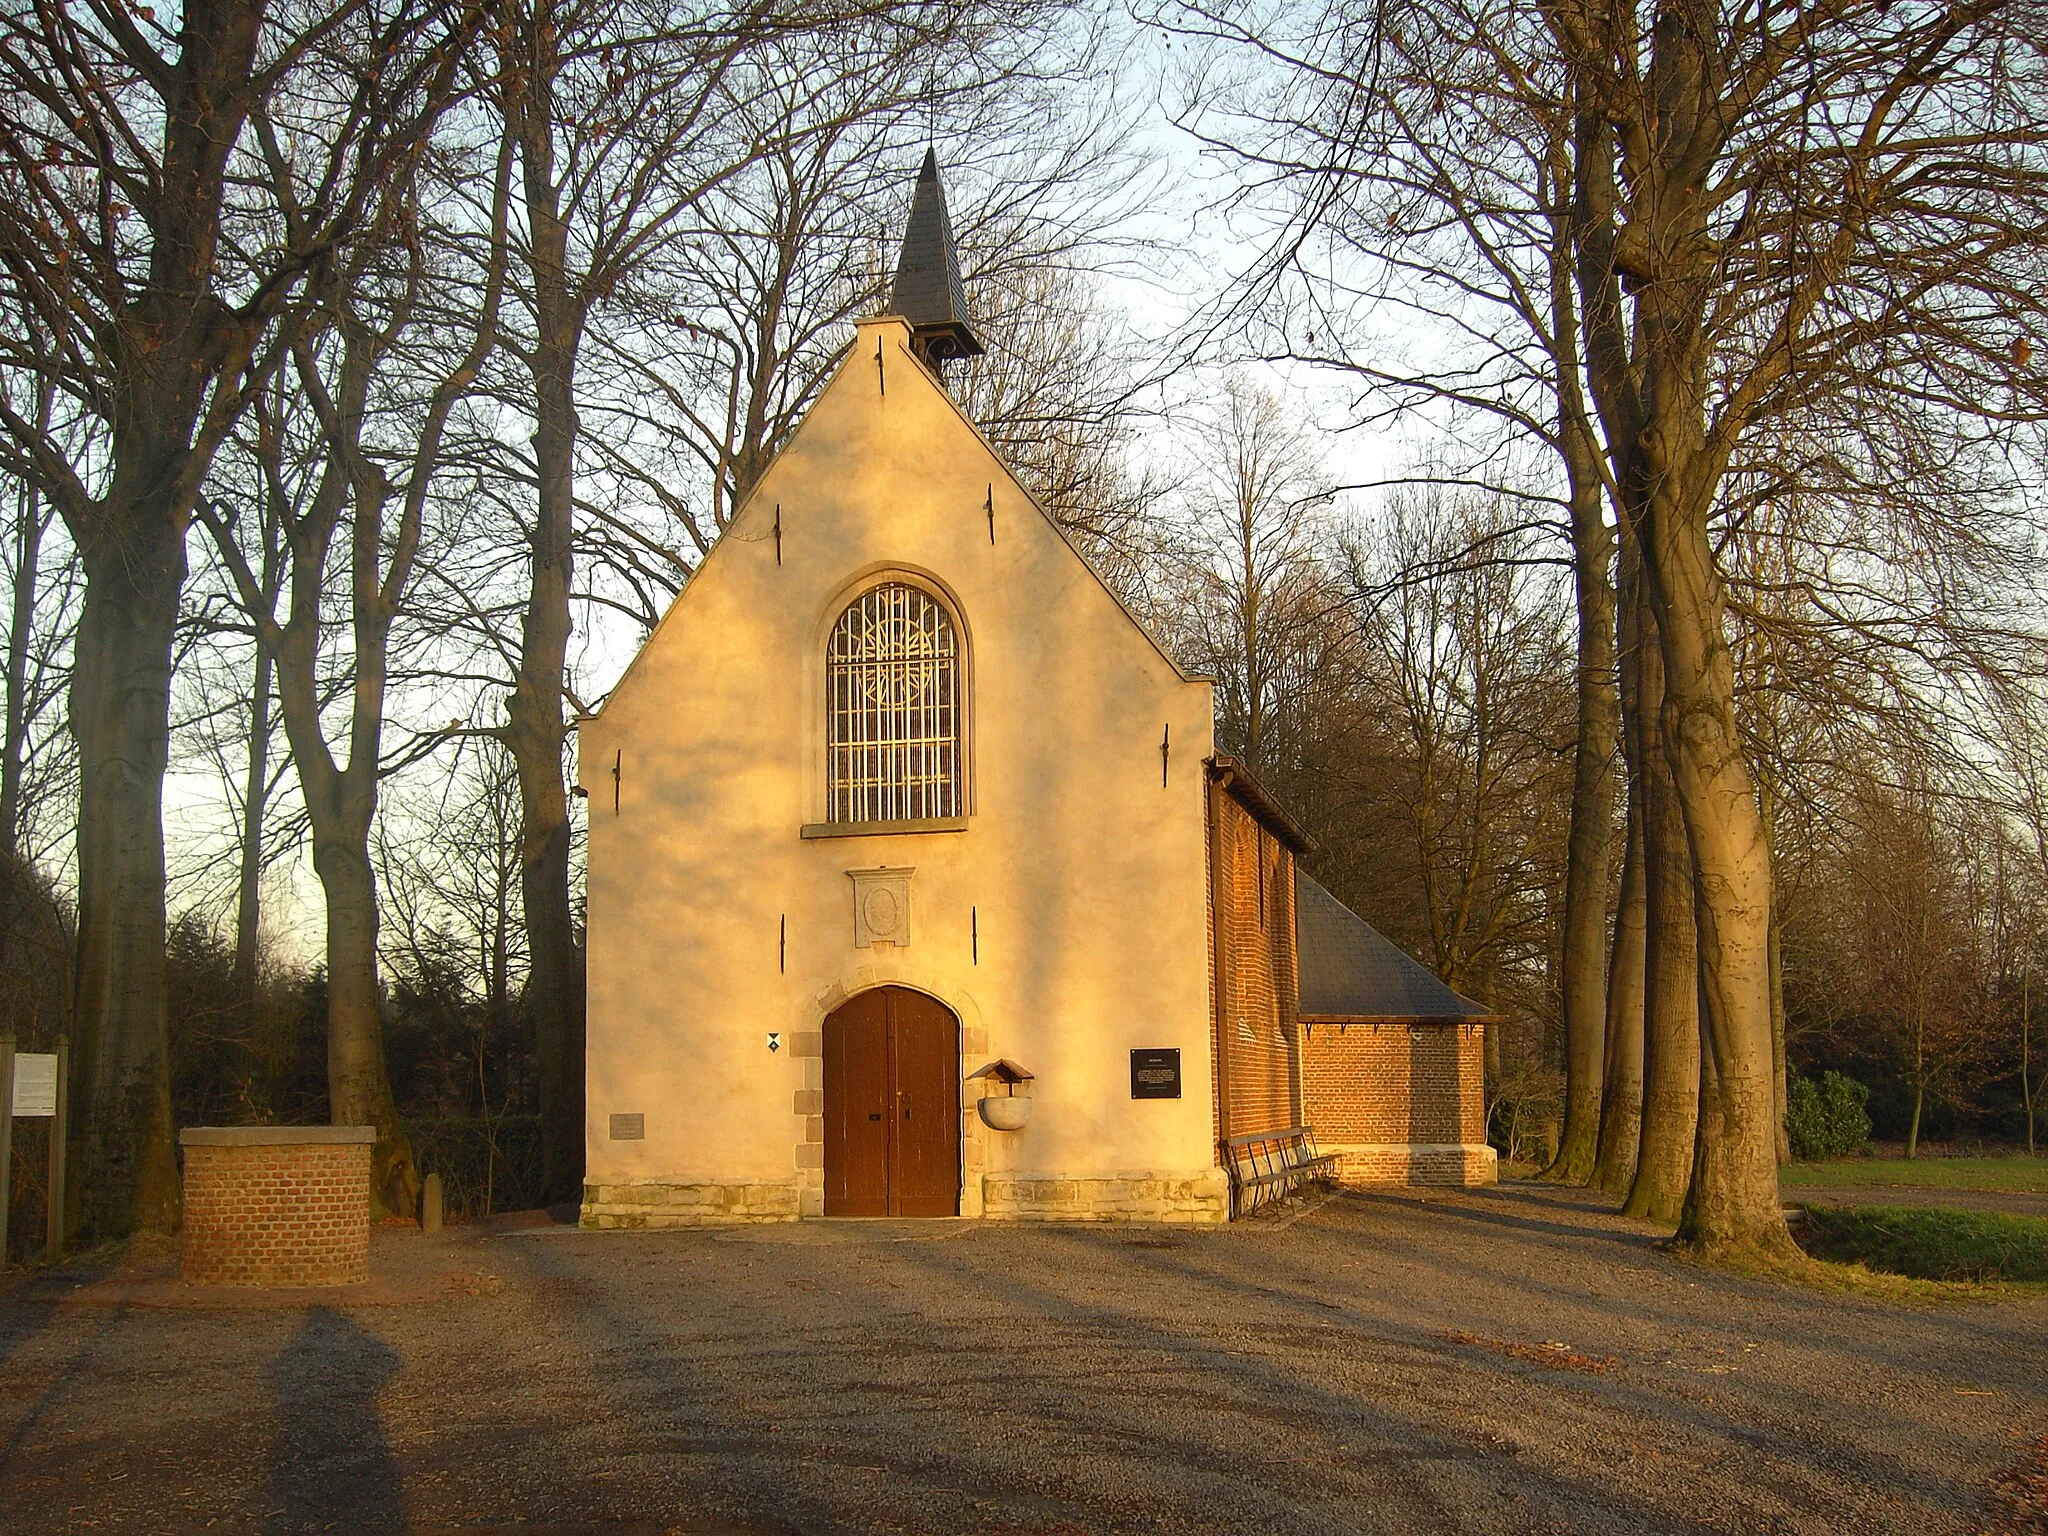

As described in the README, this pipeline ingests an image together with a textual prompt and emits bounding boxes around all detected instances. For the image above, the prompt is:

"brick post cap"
[179,1126,378,1146]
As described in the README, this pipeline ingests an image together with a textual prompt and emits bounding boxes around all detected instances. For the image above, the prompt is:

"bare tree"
[1171,378,1336,774]
[0,0,478,1238]
[199,106,512,1214]
[1351,490,1575,1014]
[1173,0,2048,1256]
[1159,0,1623,1183]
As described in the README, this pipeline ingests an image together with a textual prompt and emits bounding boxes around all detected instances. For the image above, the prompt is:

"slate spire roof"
[1294,869,1495,1021]
[889,149,983,370]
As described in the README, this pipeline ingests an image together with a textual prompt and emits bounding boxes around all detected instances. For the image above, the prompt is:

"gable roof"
[581,317,1206,728]
[1294,869,1495,1021]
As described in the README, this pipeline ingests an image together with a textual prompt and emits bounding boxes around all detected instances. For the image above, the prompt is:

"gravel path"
[0,1183,2042,1535]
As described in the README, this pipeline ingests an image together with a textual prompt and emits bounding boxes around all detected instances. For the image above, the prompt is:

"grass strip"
[1795,1205,2048,1283]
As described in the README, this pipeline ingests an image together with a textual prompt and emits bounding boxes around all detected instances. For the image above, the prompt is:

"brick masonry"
[1302,1021,1495,1187]
[1210,786,1301,1141]
[179,1127,374,1287]
[1328,1142,1498,1187]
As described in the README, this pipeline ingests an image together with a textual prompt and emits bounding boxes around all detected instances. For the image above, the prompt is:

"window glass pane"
[827,584,962,822]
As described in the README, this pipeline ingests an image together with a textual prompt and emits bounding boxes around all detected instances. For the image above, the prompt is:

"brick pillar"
[178,1127,376,1286]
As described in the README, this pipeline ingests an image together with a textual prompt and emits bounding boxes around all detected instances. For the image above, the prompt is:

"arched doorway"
[823,986,961,1216]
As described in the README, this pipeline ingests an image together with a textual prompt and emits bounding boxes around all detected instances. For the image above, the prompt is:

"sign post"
[46,1035,66,1261]
[0,1033,13,1261]
[1,1038,64,1264]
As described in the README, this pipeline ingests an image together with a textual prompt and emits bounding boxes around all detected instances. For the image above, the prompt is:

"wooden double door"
[823,986,960,1217]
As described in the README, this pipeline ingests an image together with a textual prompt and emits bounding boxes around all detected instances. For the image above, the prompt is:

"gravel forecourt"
[0,1183,2042,1535]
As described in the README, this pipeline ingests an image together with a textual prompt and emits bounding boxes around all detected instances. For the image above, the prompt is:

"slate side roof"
[1295,869,1495,1021]
[889,150,982,361]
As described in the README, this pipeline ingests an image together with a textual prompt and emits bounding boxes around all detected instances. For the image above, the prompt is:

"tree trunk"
[1594,545,1645,1197]
[2,380,53,854]
[1906,1013,1924,1159]
[1768,898,1790,1165]
[65,525,185,1241]
[1648,494,1790,1257]
[512,60,588,1206]
[232,638,273,999]
[2024,971,2035,1157]
[314,826,419,1216]
[1594,788,1646,1197]
[1545,448,1618,1184]
[1624,583,1699,1226]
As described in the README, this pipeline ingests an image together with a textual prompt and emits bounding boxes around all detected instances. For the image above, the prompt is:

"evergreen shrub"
[1787,1070,1872,1161]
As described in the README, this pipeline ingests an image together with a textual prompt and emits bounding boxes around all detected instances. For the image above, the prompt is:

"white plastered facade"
[577,317,1228,1225]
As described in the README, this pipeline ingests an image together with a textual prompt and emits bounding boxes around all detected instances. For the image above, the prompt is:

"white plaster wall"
[578,317,1218,1200]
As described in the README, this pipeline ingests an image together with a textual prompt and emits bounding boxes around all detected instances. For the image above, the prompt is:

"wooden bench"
[1223,1126,1339,1218]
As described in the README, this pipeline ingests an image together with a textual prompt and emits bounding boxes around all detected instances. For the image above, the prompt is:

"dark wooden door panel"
[824,986,959,1218]
[889,988,961,1217]
[824,988,890,1216]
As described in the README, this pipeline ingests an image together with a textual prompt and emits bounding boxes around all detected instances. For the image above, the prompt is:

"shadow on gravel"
[1355,1186,1672,1246]
[265,1307,404,1533]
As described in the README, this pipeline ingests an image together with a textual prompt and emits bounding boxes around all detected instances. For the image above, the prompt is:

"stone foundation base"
[581,1178,802,1228]
[981,1168,1230,1223]
[582,1168,1234,1226]
[1330,1143,1497,1188]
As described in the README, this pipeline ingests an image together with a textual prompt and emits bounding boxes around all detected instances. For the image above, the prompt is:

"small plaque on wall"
[608,1113,645,1141]
[1130,1048,1181,1100]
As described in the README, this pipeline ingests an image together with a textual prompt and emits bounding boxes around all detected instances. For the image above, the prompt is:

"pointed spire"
[889,149,982,371]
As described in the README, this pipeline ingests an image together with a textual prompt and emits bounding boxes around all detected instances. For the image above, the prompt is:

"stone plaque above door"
[847,865,914,948]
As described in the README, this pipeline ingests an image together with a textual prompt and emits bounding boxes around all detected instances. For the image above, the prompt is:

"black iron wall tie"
[612,749,621,814]
[1161,723,1170,787]
[875,336,885,397]
[773,504,782,565]
[985,483,994,545]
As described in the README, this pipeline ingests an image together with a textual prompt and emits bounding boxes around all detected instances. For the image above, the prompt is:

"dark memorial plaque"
[1130,1048,1181,1100]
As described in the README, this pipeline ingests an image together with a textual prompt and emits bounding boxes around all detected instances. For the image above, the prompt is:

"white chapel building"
[575,156,1495,1227]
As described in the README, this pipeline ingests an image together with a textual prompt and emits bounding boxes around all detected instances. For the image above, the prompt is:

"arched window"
[827,582,963,822]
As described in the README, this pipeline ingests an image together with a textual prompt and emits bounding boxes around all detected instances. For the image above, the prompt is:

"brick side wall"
[1209,787,1300,1140]
[1332,1143,1497,1188]
[1302,1021,1486,1145]
[181,1142,372,1286]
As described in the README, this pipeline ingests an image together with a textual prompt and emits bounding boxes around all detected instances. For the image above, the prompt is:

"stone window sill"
[800,817,968,839]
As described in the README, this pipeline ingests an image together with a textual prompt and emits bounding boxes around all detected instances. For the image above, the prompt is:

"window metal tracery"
[826,583,962,823]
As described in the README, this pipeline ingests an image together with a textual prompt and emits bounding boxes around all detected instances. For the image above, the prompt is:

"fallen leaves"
[1438,1330,1619,1374]
[1978,1431,2048,1535]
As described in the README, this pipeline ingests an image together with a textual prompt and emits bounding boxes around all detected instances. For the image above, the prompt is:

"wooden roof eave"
[1206,754,1316,855]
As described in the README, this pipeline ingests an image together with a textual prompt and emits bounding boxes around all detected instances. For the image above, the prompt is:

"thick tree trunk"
[1545,459,1618,1185]
[1649,501,1791,1257]
[65,526,185,1240]
[1624,585,1699,1225]
[508,328,585,1207]
[511,40,589,1209]
[314,827,418,1216]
